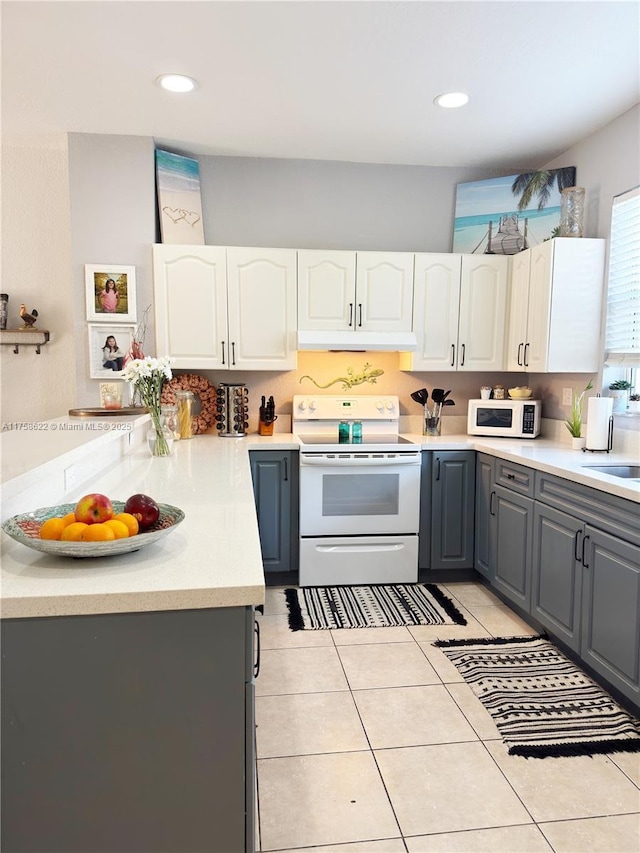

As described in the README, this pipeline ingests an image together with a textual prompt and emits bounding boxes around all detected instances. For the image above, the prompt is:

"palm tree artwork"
[452,166,576,255]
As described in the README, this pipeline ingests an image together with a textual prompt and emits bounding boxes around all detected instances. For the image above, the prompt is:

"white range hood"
[297,330,417,352]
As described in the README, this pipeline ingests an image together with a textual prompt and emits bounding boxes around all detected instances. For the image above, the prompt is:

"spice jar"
[175,390,194,439]
[493,384,505,400]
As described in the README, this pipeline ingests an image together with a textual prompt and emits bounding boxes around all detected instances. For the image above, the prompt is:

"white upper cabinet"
[297,250,414,332]
[153,245,228,370]
[226,247,298,370]
[153,245,297,371]
[297,250,356,330]
[506,238,606,373]
[401,253,509,371]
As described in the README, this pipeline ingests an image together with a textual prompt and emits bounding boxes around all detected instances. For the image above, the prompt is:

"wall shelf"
[0,329,50,354]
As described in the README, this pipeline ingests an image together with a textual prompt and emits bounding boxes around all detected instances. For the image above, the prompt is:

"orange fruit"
[81,523,115,542]
[114,512,139,536]
[40,517,67,540]
[61,522,89,541]
[103,519,129,539]
[61,512,77,527]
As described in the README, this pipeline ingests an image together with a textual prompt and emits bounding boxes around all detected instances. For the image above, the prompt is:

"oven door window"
[322,473,399,517]
[477,407,513,429]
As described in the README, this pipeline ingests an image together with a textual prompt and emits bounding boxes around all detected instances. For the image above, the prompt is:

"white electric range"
[292,395,421,587]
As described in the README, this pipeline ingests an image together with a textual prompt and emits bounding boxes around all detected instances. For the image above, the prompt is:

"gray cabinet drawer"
[494,458,534,497]
[535,471,640,548]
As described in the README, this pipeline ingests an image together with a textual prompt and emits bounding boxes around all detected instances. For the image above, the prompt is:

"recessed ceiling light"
[434,92,469,109]
[156,74,197,94]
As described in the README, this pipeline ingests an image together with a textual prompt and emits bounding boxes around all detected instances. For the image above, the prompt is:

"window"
[605,186,640,367]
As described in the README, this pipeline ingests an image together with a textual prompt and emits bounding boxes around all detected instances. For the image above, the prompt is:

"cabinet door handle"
[221,341,226,365]
[489,490,496,516]
[517,342,523,366]
[574,529,582,562]
[358,303,363,327]
[435,458,441,481]
[450,344,455,367]
[348,302,354,327]
[231,341,236,366]
[460,343,466,366]
[507,473,515,480]
[581,534,590,568]
[254,618,261,679]
[524,342,530,367]
[283,457,288,481]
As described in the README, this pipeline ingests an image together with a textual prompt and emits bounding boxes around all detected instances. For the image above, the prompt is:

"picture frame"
[88,323,135,379]
[85,264,137,322]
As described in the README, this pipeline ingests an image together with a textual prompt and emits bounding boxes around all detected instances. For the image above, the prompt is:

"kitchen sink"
[583,465,640,479]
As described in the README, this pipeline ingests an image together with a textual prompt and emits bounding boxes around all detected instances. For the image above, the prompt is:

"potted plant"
[565,378,593,448]
[608,379,632,413]
[629,392,640,414]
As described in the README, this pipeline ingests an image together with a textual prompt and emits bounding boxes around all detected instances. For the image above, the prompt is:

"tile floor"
[255,581,640,853]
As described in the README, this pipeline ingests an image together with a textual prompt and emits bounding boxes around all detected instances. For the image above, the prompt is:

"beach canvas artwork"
[155,149,205,244]
[452,167,576,255]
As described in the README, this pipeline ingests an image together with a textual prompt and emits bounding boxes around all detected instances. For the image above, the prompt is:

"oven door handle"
[300,454,421,466]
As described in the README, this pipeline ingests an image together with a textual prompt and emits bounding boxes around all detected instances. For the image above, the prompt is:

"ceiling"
[2,1,639,169]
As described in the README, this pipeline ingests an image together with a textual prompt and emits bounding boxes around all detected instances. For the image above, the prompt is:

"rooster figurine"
[19,304,39,328]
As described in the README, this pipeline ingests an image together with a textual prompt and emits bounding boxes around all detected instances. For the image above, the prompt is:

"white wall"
[1,134,76,423]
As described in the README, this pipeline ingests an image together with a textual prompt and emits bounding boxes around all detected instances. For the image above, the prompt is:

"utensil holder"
[424,415,441,436]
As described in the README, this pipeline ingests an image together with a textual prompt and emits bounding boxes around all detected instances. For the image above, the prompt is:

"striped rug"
[285,584,467,631]
[434,635,640,758]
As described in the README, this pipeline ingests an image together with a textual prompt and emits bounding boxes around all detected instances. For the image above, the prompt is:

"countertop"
[2,419,638,621]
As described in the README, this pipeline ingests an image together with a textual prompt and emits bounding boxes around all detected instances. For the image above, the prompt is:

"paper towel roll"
[585,396,613,451]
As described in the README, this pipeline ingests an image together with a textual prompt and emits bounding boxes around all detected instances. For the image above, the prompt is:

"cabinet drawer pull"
[517,342,523,366]
[574,529,582,562]
[581,533,590,568]
[254,619,261,679]
[507,473,515,480]
[221,341,226,365]
[348,302,354,327]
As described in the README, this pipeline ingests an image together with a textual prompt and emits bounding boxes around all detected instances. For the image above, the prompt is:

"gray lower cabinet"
[1,606,257,853]
[418,451,433,569]
[531,502,583,652]
[493,483,534,610]
[581,526,640,706]
[474,453,495,580]
[250,450,299,574]
[430,451,475,570]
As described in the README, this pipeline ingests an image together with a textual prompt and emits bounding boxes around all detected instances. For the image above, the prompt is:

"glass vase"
[559,187,585,238]
[147,411,173,457]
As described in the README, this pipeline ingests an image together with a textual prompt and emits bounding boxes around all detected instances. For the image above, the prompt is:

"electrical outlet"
[562,387,573,406]
[64,465,77,492]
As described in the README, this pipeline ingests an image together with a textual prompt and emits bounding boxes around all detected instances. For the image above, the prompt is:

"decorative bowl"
[508,387,533,399]
[2,501,185,559]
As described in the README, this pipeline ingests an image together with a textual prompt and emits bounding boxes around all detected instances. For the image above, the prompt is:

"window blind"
[605,185,640,366]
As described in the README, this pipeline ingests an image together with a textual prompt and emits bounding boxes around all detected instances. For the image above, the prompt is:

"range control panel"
[293,395,399,422]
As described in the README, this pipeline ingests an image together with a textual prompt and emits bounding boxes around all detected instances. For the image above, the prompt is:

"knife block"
[258,419,274,436]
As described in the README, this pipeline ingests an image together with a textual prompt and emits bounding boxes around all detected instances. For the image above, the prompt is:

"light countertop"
[1,420,638,621]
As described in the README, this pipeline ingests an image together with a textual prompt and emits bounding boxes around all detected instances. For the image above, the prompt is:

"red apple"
[123,493,160,531]
[74,493,114,525]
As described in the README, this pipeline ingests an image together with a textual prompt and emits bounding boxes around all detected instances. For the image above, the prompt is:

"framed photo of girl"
[85,264,137,322]
[88,324,135,379]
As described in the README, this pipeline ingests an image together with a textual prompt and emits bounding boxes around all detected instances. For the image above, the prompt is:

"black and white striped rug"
[285,584,467,631]
[434,635,640,758]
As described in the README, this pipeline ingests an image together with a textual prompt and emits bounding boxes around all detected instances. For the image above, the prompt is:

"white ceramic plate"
[2,501,185,559]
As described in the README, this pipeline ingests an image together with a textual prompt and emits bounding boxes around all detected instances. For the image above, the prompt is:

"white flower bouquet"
[122,357,174,455]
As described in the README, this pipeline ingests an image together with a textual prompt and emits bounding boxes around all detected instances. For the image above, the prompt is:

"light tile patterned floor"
[255,582,640,853]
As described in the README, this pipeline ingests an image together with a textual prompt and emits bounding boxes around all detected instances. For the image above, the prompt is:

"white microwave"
[467,399,541,438]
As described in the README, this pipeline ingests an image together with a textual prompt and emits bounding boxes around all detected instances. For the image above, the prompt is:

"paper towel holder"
[583,394,614,453]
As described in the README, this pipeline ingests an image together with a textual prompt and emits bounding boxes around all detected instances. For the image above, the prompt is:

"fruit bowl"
[1,502,185,559]
[508,387,533,399]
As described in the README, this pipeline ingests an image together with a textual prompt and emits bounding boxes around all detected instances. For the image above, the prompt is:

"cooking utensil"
[410,388,428,406]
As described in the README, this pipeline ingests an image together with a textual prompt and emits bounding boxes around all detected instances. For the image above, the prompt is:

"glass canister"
[175,390,194,439]
[161,404,180,440]
[352,421,362,443]
[0,294,8,330]
[338,420,351,443]
[559,187,586,238]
